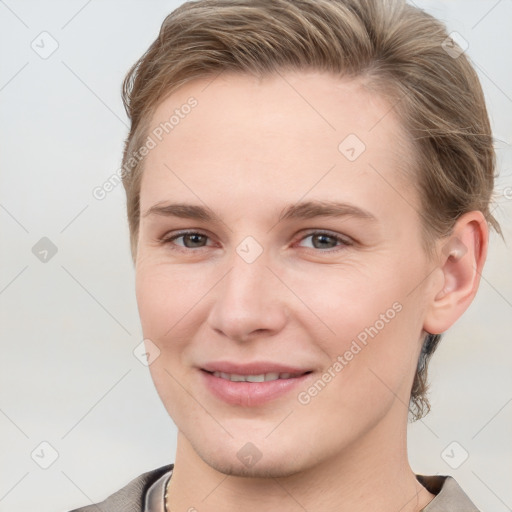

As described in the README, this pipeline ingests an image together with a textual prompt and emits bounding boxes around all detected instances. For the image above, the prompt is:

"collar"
[144,468,172,512]
[144,470,480,511]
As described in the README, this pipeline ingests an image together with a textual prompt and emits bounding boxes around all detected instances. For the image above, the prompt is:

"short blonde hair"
[121,0,501,420]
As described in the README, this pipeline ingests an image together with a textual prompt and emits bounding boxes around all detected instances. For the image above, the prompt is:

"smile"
[210,371,308,382]
[201,369,314,406]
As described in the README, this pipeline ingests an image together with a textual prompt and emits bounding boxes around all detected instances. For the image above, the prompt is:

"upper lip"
[201,361,312,375]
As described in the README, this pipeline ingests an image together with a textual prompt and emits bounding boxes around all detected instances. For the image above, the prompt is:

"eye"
[296,230,352,252]
[160,230,212,251]
[159,229,352,253]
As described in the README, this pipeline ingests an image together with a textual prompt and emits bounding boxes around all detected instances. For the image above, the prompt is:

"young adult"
[70,0,500,510]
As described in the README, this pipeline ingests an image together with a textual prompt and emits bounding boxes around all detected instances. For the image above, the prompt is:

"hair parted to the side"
[120,0,501,420]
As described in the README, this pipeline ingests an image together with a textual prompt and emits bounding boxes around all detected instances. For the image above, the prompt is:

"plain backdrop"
[0,1,511,511]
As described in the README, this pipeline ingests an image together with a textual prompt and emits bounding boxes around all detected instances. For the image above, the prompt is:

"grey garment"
[67,464,481,512]
[417,474,480,512]
[66,464,173,512]
[144,468,172,512]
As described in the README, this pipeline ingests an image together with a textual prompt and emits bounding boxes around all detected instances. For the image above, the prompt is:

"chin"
[200,449,307,479]
[184,426,313,479]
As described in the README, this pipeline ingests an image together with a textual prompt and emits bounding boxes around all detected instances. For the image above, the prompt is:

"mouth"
[199,366,315,407]
[202,369,312,382]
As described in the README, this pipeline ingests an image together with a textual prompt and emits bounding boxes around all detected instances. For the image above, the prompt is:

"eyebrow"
[142,200,376,223]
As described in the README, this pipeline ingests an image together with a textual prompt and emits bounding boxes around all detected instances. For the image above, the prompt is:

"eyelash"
[159,230,353,254]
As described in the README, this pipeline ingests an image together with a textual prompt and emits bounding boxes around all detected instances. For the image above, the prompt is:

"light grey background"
[0,1,510,511]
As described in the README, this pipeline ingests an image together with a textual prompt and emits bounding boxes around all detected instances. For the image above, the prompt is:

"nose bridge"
[223,244,275,313]
[229,247,270,297]
[206,241,288,341]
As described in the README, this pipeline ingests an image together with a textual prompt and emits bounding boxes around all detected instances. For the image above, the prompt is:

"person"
[68,0,501,510]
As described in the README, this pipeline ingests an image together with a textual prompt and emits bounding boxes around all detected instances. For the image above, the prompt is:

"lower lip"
[200,370,313,407]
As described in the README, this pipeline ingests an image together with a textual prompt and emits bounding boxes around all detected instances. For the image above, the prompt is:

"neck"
[166,406,435,512]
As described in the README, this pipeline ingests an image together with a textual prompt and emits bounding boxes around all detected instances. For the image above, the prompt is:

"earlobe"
[423,212,488,335]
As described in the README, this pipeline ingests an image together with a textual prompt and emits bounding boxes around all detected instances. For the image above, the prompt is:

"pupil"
[186,234,204,247]
[315,234,334,248]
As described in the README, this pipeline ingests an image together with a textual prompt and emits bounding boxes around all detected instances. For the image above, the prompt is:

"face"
[135,71,437,477]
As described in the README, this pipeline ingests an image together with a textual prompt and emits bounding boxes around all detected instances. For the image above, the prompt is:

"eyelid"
[159,229,213,248]
[293,229,353,252]
[159,228,353,253]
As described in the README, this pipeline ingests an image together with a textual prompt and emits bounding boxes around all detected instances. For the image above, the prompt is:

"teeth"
[212,371,303,382]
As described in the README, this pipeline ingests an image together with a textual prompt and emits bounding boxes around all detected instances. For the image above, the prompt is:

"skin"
[134,71,488,512]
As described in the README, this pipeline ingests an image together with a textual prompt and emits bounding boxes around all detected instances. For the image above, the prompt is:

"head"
[121,0,500,476]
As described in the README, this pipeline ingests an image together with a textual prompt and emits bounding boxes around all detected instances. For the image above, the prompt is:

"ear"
[423,211,489,335]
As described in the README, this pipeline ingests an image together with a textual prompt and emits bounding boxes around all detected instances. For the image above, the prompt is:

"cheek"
[322,300,422,420]
[283,263,405,342]
[135,264,204,418]
[135,262,204,338]
[288,266,422,403]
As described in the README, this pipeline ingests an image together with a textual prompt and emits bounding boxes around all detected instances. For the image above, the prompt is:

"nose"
[206,251,289,343]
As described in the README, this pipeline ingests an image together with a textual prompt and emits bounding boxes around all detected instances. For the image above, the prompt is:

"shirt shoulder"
[66,467,479,512]
[417,474,481,511]
[65,463,174,512]
[143,470,481,512]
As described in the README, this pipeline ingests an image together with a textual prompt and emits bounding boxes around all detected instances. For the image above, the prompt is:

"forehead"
[140,71,416,215]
